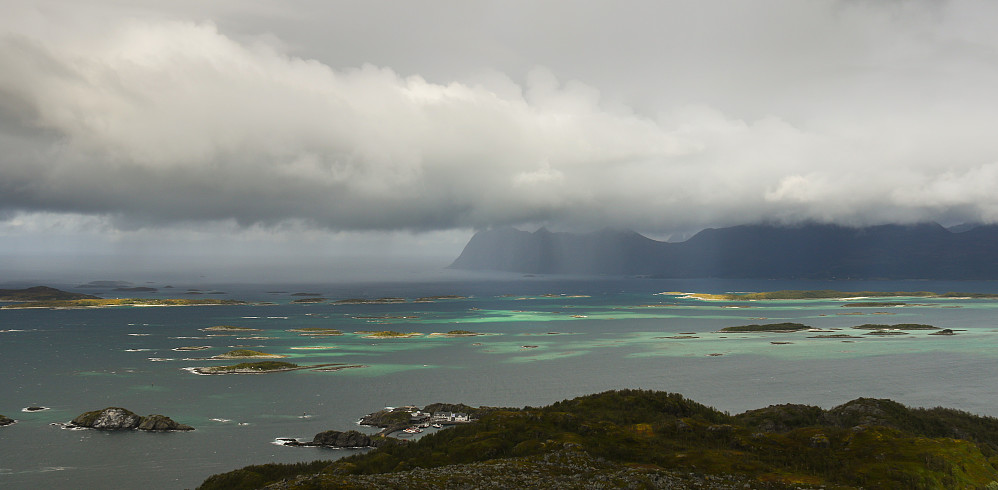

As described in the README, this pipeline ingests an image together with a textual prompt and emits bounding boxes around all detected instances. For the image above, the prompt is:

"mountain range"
[449,223,998,279]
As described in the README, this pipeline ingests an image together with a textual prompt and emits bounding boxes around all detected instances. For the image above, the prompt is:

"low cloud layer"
[4,0,998,237]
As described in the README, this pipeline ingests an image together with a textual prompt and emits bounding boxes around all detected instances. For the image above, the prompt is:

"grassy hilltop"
[199,389,998,489]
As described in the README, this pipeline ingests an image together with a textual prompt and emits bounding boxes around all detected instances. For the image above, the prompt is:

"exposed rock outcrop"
[284,430,385,448]
[312,430,384,447]
[0,414,14,426]
[69,407,193,431]
[137,414,193,430]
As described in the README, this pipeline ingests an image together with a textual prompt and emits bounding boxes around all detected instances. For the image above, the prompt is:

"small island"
[286,328,342,336]
[851,323,938,330]
[291,298,326,303]
[413,295,468,302]
[186,361,365,375]
[0,414,14,427]
[718,322,810,333]
[67,407,193,431]
[189,361,300,374]
[428,330,485,337]
[2,298,246,309]
[356,330,422,339]
[201,325,263,332]
[212,349,286,359]
[353,315,418,320]
[333,297,406,305]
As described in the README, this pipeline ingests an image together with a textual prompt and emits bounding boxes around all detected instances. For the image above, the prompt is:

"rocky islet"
[67,407,193,431]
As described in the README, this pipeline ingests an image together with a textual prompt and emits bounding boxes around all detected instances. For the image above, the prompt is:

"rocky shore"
[280,430,386,449]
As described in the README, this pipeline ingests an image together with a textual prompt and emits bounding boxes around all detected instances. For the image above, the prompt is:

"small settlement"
[404,409,472,432]
[403,407,473,433]
[361,405,478,435]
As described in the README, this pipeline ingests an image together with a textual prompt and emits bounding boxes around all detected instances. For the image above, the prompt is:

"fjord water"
[2,278,998,489]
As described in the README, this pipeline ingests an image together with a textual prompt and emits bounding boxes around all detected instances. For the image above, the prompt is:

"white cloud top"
[3,0,998,239]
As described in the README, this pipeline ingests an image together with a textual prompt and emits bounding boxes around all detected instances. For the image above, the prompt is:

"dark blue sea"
[2,277,998,489]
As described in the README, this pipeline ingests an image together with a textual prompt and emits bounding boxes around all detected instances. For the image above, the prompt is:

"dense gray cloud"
[3,0,998,239]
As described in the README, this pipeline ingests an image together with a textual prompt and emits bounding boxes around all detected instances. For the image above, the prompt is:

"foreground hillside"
[199,390,998,489]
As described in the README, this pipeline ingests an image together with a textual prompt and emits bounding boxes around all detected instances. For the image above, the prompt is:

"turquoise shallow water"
[2,278,998,489]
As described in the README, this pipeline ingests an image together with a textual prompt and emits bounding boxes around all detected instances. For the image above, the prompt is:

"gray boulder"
[72,407,141,429]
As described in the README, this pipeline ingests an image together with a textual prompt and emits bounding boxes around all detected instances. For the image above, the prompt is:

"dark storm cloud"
[3,0,998,236]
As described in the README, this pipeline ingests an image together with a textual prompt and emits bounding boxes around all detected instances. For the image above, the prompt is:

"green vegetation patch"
[719,323,810,333]
[198,461,331,490]
[200,389,998,490]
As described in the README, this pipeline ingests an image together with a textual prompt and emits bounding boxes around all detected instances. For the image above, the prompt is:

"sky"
[3,0,998,281]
